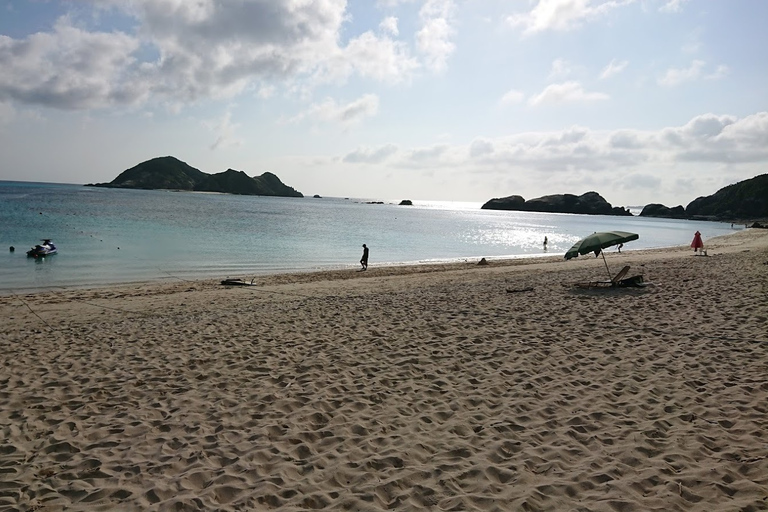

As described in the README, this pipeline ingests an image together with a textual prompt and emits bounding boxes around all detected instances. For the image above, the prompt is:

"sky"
[0,0,766,207]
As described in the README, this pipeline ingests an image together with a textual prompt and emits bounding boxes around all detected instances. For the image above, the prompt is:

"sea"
[0,180,738,295]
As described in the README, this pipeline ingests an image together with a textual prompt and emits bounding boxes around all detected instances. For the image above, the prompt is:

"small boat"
[27,239,57,258]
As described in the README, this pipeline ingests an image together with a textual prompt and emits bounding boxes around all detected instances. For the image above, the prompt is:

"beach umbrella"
[564,231,639,279]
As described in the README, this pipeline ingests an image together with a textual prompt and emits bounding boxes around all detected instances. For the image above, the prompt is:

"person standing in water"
[543,236,548,249]
[360,244,369,270]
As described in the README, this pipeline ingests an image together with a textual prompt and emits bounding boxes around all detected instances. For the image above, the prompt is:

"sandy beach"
[1,228,767,511]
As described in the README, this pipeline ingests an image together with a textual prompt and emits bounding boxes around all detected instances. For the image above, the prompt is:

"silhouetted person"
[360,244,369,270]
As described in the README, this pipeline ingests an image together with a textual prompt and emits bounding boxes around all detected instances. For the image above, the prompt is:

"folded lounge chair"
[573,265,645,289]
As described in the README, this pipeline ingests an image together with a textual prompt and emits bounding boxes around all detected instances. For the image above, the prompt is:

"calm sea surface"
[0,181,736,294]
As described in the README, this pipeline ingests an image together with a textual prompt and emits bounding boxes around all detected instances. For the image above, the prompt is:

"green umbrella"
[564,231,639,279]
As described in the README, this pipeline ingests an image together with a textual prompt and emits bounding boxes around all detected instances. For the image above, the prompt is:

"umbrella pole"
[601,250,611,279]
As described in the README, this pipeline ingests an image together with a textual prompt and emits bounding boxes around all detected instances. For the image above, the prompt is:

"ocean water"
[0,181,736,294]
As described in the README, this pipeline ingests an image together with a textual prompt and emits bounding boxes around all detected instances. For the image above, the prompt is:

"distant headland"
[86,156,303,198]
[482,174,768,223]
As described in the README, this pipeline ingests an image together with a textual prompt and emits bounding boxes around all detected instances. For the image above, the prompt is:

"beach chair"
[574,265,631,289]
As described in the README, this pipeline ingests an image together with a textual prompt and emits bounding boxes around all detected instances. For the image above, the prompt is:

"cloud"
[508,0,635,35]
[290,94,380,126]
[380,16,399,36]
[0,2,423,111]
[204,109,242,151]
[343,144,399,164]
[416,0,456,72]
[658,60,728,86]
[609,130,642,148]
[549,58,574,79]
[621,173,662,190]
[324,31,420,85]
[528,81,609,105]
[469,138,495,157]
[500,89,525,106]
[659,0,690,13]
[405,144,450,163]
[0,16,142,110]
[0,101,15,125]
[600,58,628,79]
[334,111,768,203]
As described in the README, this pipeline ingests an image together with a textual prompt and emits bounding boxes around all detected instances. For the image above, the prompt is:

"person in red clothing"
[691,231,704,252]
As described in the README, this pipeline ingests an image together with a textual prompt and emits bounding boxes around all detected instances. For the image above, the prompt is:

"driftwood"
[506,287,534,293]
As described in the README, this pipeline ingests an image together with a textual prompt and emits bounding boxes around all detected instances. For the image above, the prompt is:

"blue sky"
[1,0,766,206]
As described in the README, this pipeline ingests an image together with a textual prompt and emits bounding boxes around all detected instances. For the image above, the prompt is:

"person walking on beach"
[360,244,369,271]
[691,231,704,253]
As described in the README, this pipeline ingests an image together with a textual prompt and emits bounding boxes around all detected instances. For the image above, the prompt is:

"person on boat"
[360,244,369,271]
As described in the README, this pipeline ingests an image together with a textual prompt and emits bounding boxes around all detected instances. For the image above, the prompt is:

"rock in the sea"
[482,191,632,216]
[639,204,686,218]
[481,195,525,211]
[399,200,413,206]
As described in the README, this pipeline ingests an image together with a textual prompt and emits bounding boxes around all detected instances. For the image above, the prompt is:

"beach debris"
[221,277,256,286]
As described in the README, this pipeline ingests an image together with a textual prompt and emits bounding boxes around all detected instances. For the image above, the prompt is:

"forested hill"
[87,156,303,198]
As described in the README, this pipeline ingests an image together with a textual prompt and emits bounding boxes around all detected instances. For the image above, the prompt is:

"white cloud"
[0,2,422,111]
[528,81,609,105]
[508,0,635,35]
[622,173,662,190]
[204,109,242,151]
[0,16,142,110]
[416,0,456,72]
[657,59,705,86]
[659,0,689,13]
[327,31,420,84]
[600,58,628,79]
[549,58,573,79]
[290,94,380,127]
[380,16,399,36]
[332,112,768,204]
[343,144,399,163]
[469,138,495,157]
[658,60,728,86]
[500,89,525,106]
[405,144,450,163]
[707,64,729,81]
[257,85,276,99]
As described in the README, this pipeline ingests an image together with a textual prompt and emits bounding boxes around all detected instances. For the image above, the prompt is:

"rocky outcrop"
[481,195,525,211]
[639,203,686,218]
[399,200,413,206]
[685,174,768,221]
[87,156,303,198]
[482,192,632,216]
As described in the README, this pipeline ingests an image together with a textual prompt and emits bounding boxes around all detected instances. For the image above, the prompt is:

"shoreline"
[2,228,761,299]
[1,228,766,510]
